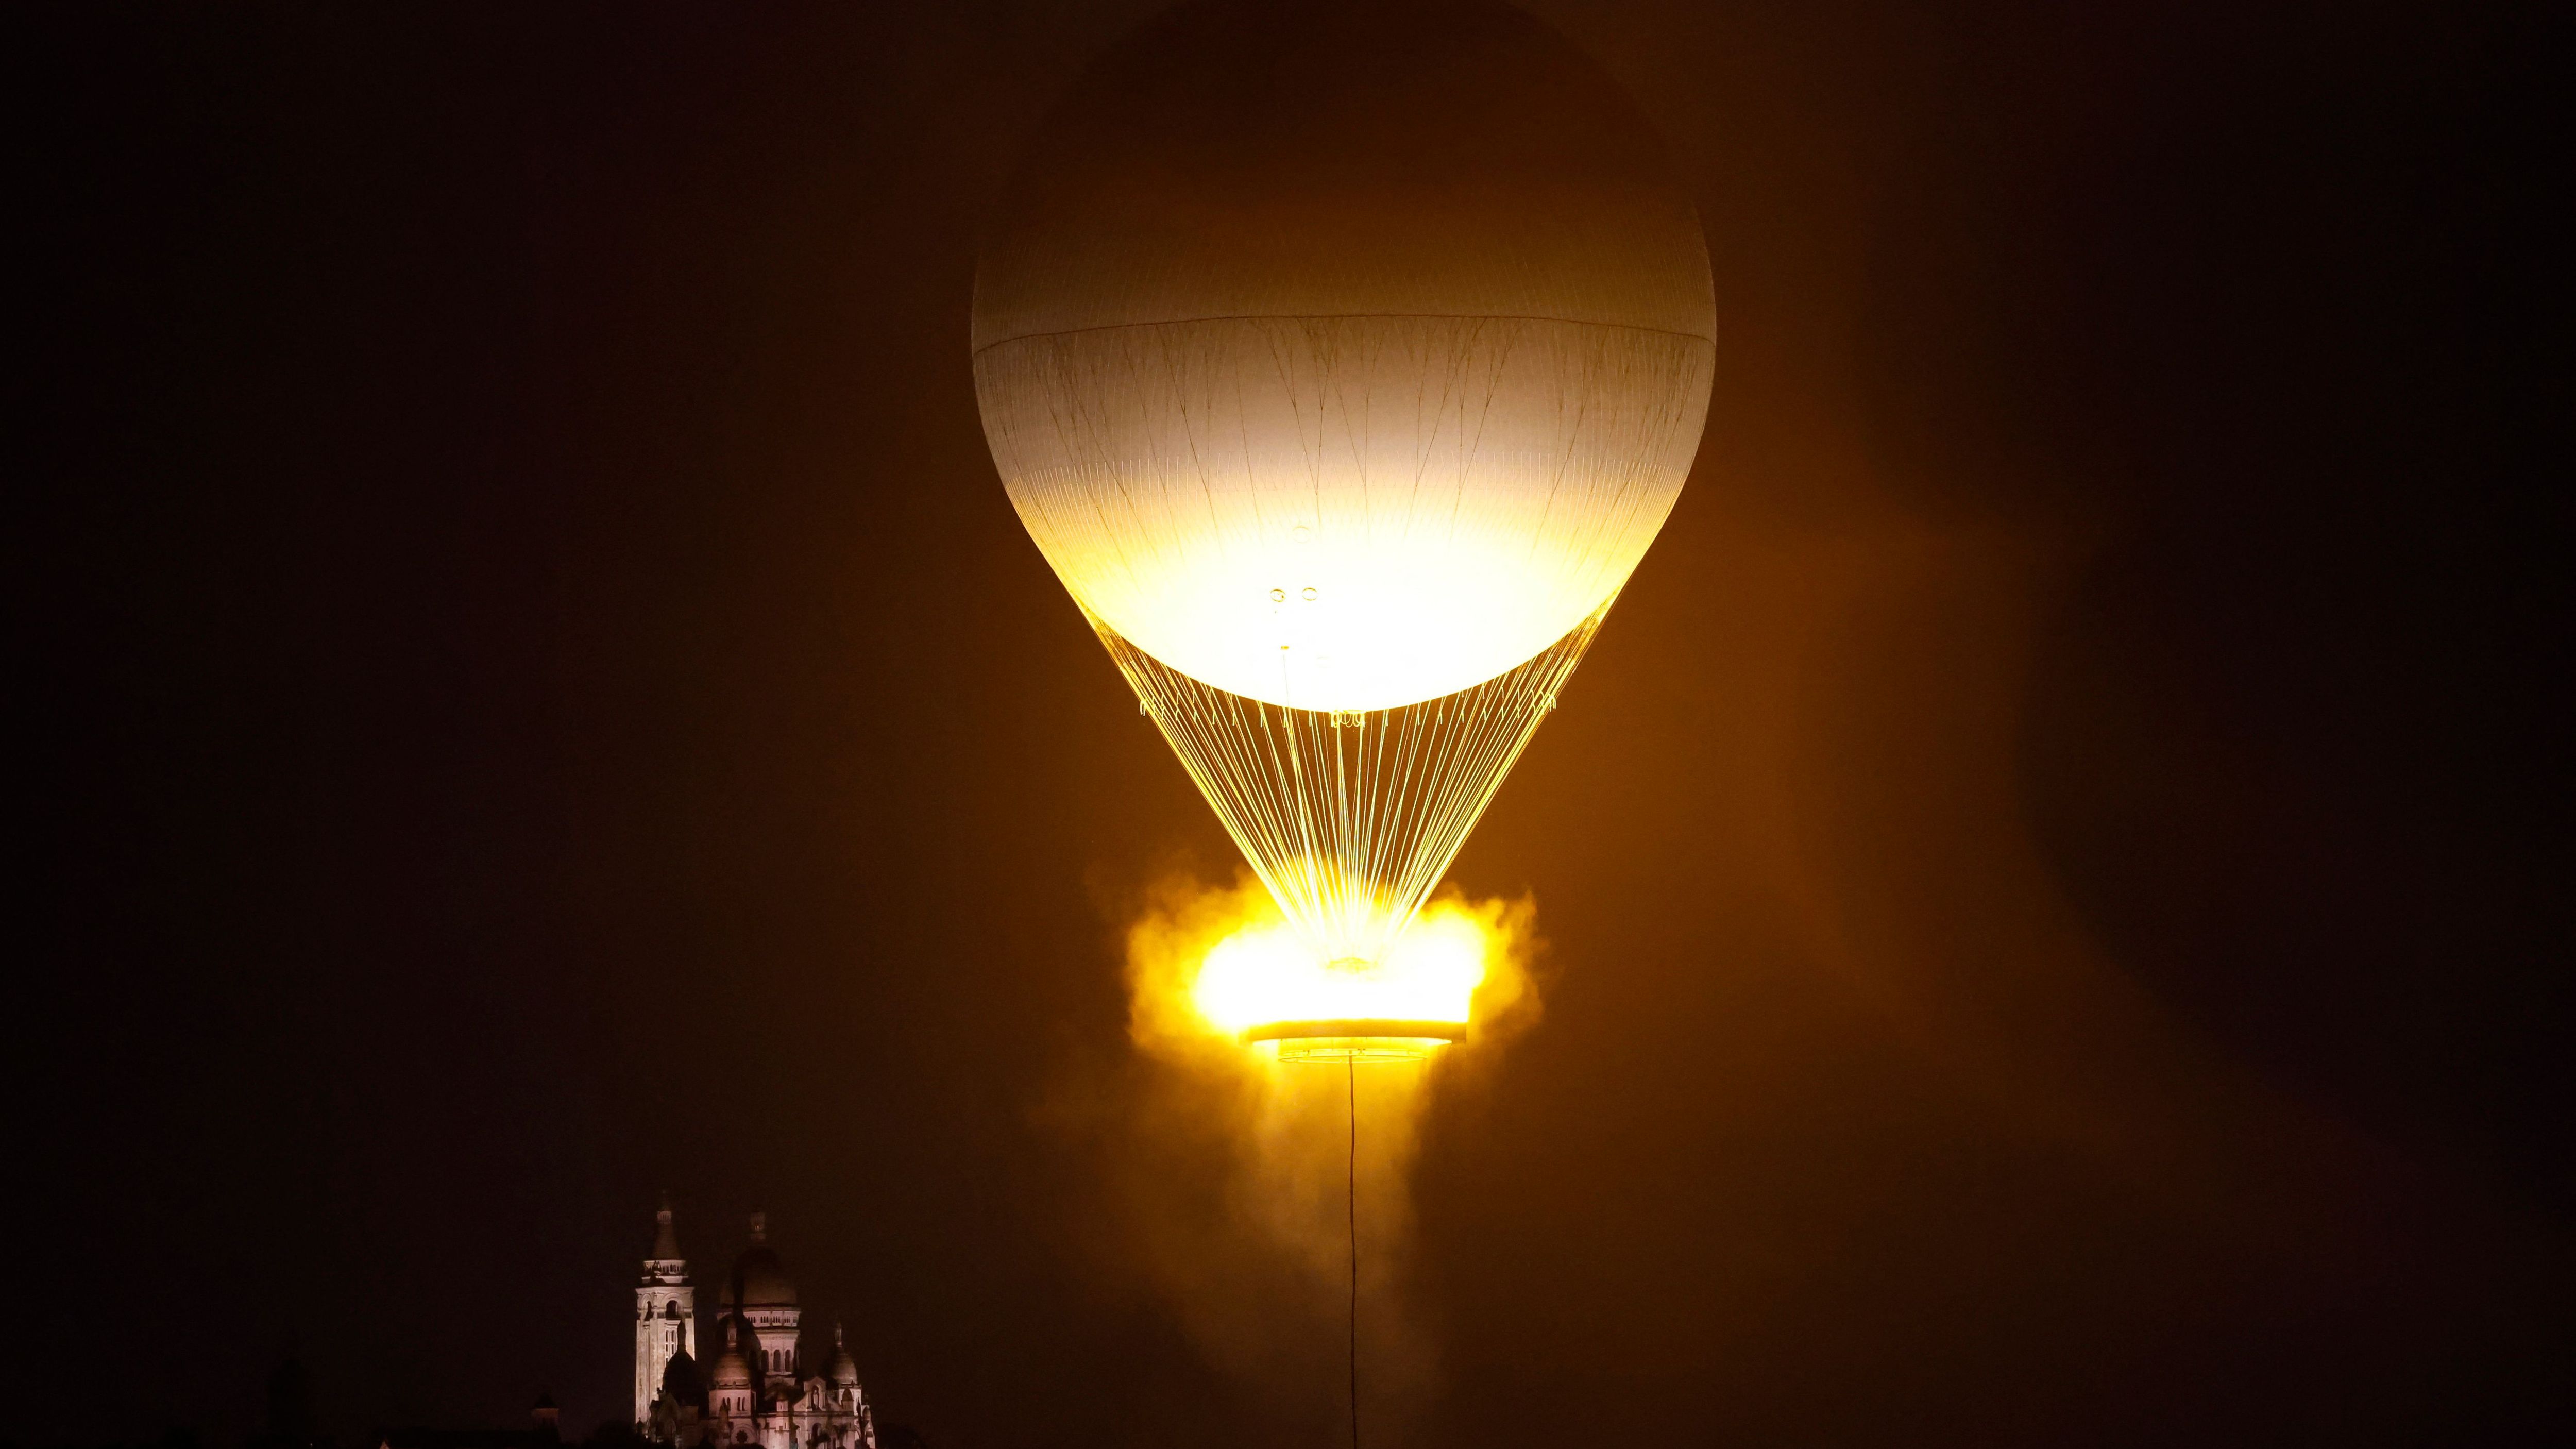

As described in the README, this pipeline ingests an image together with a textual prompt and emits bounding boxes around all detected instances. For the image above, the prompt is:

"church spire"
[653,1192,681,1261]
[634,1197,697,1428]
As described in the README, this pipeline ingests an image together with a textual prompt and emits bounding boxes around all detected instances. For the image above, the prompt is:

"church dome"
[829,1324,858,1386]
[725,1246,795,1308]
[721,1214,795,1307]
[710,1323,754,1390]
[661,1346,707,1408]
[711,1347,752,1390]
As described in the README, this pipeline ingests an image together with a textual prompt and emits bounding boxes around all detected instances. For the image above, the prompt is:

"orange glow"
[1126,872,1536,1066]
[1105,871,1544,1412]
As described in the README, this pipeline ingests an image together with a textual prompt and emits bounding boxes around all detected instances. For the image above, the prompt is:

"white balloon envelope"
[975,0,1715,971]
[980,312,1709,713]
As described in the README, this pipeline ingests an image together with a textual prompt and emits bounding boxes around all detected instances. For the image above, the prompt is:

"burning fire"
[1126,871,1537,1064]
[1095,870,1544,1425]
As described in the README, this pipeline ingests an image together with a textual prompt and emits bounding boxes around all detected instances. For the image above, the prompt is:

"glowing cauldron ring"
[1242,1020,1467,1044]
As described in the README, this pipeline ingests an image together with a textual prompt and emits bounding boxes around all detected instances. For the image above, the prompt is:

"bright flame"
[1123,871,1535,1066]
[1192,911,1489,1037]
[1100,870,1544,1422]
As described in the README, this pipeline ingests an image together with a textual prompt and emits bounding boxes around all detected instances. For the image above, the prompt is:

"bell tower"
[634,1195,697,1426]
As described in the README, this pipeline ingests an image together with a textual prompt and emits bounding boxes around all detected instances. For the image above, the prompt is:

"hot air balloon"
[974,0,1713,1053]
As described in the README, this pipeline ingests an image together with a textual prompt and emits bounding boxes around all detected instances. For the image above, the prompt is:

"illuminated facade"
[634,1202,697,1426]
[636,1206,875,1449]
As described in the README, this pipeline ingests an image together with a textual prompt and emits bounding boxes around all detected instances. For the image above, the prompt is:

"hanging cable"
[1096,598,1613,966]
[1347,1053,1360,1449]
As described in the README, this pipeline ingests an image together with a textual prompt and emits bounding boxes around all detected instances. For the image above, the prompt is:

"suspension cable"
[1348,1053,1360,1449]
[1094,599,1613,966]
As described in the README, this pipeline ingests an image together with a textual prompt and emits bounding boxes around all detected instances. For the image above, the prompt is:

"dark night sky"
[10,2,2567,1445]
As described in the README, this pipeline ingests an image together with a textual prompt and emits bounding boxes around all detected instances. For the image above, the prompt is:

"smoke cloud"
[1046,868,1540,1443]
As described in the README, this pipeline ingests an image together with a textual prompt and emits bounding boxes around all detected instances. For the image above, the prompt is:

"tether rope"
[1348,1054,1360,1449]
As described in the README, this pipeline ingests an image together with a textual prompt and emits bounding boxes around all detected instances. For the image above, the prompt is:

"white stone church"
[634,1202,876,1449]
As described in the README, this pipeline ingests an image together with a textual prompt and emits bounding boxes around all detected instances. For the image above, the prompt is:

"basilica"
[634,1202,876,1449]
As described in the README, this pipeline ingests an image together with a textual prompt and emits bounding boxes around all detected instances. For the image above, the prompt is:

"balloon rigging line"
[1095,599,1613,965]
